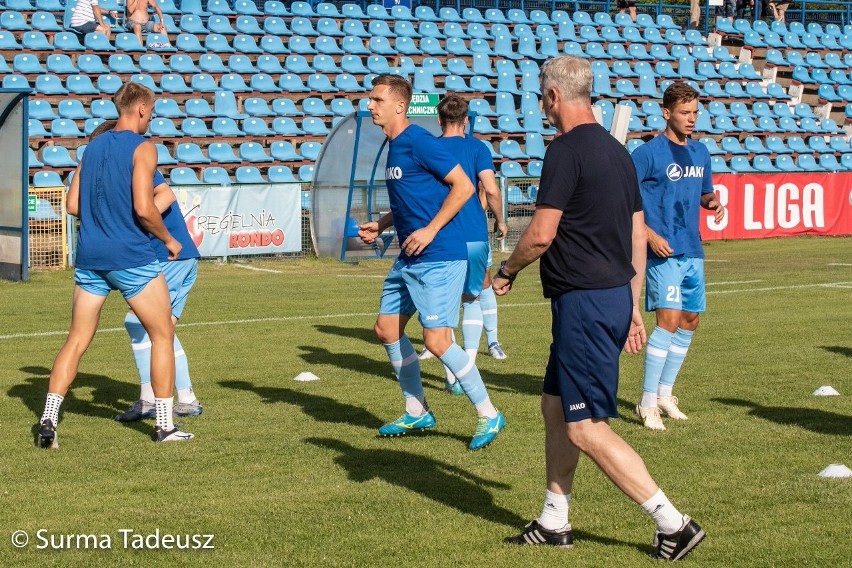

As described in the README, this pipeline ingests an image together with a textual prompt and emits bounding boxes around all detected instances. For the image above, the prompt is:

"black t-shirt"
[537,123,643,298]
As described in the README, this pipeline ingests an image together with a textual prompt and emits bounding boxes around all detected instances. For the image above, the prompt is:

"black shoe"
[503,520,574,548]
[653,516,705,561]
[37,419,58,449]
[152,426,194,442]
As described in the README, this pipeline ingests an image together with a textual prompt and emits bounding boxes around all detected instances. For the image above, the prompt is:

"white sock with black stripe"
[537,490,570,531]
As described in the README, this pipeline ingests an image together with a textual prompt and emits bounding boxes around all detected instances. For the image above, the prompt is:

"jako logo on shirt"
[386,167,403,180]
[666,163,704,181]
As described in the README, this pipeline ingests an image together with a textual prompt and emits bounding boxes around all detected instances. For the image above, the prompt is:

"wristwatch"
[497,260,516,282]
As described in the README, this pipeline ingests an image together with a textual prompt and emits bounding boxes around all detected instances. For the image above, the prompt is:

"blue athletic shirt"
[631,134,714,259]
[75,130,158,270]
[385,124,467,263]
[437,134,493,243]
[149,170,200,262]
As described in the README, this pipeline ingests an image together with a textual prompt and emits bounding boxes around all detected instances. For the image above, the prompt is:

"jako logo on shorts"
[385,167,403,180]
[569,403,586,411]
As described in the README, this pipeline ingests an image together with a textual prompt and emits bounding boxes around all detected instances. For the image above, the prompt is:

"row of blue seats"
[711,154,852,174]
[593,75,790,103]
[31,164,315,188]
[765,50,851,73]
[698,135,852,157]
[592,57,762,83]
[30,138,323,169]
[28,114,338,139]
[718,16,847,40]
[791,66,852,89]
[30,94,357,121]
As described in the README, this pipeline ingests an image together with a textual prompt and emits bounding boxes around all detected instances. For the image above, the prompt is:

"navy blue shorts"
[543,284,633,423]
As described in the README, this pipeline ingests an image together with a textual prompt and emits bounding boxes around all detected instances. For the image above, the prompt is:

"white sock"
[465,347,478,365]
[177,387,196,404]
[642,489,685,534]
[658,384,673,398]
[640,391,658,408]
[155,398,175,431]
[41,393,64,425]
[474,398,498,419]
[139,382,155,403]
[405,396,427,416]
[538,490,570,531]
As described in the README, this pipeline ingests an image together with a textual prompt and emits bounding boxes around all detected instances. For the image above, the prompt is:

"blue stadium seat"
[36,75,69,95]
[153,98,184,118]
[268,166,296,183]
[189,74,219,93]
[169,168,202,185]
[721,136,748,155]
[205,33,235,53]
[129,73,162,93]
[179,14,207,34]
[302,117,330,136]
[160,74,192,94]
[50,118,84,138]
[298,141,321,161]
[270,140,300,161]
[241,117,271,136]
[256,55,285,75]
[272,97,303,117]
[176,143,211,164]
[242,97,274,118]
[473,116,500,135]
[137,54,167,74]
[58,99,91,120]
[239,142,272,163]
[797,154,826,171]
[820,154,842,172]
[235,15,264,35]
[298,165,314,182]
[272,117,305,136]
[94,74,121,94]
[263,17,291,36]
[42,146,77,168]
[234,166,265,185]
[44,54,76,75]
[28,147,43,169]
[208,14,236,35]
[175,33,204,52]
[13,54,44,74]
[150,118,183,137]
[752,155,776,172]
[232,34,263,54]
[250,73,281,93]
[152,144,176,166]
[3,75,29,91]
[730,156,756,172]
[33,170,65,188]
[29,99,57,121]
[208,142,241,163]
[219,73,250,92]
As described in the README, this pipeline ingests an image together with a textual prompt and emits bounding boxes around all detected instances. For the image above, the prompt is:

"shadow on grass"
[820,345,852,359]
[714,398,851,436]
[220,379,385,429]
[9,366,150,437]
[307,436,525,528]
[314,324,380,345]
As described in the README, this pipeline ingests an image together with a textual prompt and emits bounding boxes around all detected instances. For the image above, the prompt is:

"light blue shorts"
[163,258,198,319]
[75,261,163,300]
[464,241,489,297]
[645,255,706,313]
[379,259,466,329]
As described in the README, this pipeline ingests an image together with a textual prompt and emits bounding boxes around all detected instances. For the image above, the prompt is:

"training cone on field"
[812,386,840,396]
[818,464,852,478]
[293,372,321,382]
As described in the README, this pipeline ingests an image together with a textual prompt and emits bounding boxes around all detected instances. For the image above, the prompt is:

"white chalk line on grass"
[232,265,283,274]
[707,280,763,286]
[827,263,852,267]
[336,274,385,278]
[5,282,851,341]
[704,259,730,262]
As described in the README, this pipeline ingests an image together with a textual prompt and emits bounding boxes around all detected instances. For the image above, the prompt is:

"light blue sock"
[462,299,483,354]
[642,327,675,402]
[659,328,694,391]
[174,334,192,392]
[125,313,151,387]
[439,343,488,406]
[384,335,423,401]
[479,286,499,345]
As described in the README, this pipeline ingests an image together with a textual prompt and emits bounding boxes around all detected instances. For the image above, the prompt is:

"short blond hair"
[113,81,154,115]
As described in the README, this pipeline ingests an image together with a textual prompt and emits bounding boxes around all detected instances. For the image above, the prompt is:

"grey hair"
[540,56,592,103]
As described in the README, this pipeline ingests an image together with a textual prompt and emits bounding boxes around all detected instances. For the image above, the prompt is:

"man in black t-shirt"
[494,56,705,561]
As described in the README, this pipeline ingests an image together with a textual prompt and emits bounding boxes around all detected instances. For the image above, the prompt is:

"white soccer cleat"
[635,404,666,431]
[419,349,435,360]
[488,342,507,360]
[657,396,688,420]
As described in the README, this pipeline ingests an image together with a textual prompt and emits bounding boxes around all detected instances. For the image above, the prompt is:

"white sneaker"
[488,342,507,359]
[657,396,688,420]
[419,349,434,360]
[635,404,666,431]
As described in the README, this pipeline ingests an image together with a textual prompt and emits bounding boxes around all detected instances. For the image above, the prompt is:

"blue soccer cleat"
[469,411,506,450]
[444,380,464,396]
[378,411,436,437]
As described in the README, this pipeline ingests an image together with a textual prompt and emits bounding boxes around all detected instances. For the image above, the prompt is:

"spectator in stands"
[496,56,705,561]
[717,0,737,22]
[769,1,790,22]
[737,0,763,19]
[617,0,637,22]
[689,0,702,29]
[125,0,167,45]
[69,0,113,40]
[630,82,725,431]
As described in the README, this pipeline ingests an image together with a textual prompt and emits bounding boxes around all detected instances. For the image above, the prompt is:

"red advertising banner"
[700,173,852,240]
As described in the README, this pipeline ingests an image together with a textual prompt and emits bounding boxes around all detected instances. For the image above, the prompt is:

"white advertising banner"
[175,183,302,257]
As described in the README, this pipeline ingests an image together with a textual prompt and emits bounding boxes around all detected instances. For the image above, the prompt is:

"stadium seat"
[41,146,77,168]
[46,54,78,75]
[176,143,211,164]
[219,73,250,92]
[250,73,281,93]
[207,142,241,163]
[207,0,234,15]
[58,99,91,120]
[150,118,182,137]
[268,166,297,184]
[36,75,69,96]
[272,117,305,136]
[130,73,162,93]
[298,165,314,182]
[721,136,748,155]
[13,54,43,74]
[33,170,65,188]
[241,117,270,136]
[188,74,218,93]
[204,33,235,53]
[240,142,273,163]
[730,156,757,172]
[29,99,57,121]
[160,74,192,94]
[208,14,236,35]
[302,117,329,136]
[797,154,826,171]
[235,166,265,184]
[94,74,121,94]
[152,98,183,119]
[167,168,201,186]
[745,136,770,154]
[270,141,300,162]
[1,31,24,50]
[31,11,62,32]
[28,147,43,169]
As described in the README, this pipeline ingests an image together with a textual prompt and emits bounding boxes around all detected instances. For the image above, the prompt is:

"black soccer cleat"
[503,520,574,548]
[152,426,194,443]
[37,419,58,449]
[652,516,705,561]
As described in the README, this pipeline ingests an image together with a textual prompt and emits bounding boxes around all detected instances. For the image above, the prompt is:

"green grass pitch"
[0,236,849,567]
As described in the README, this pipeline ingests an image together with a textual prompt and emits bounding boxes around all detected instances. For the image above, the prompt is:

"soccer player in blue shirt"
[631,82,726,430]
[431,94,508,394]
[37,82,193,447]
[358,75,506,450]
